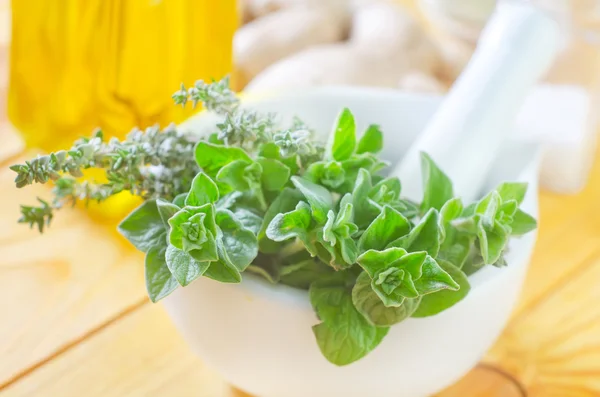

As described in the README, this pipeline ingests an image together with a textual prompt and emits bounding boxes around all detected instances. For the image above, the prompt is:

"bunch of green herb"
[11,76,537,366]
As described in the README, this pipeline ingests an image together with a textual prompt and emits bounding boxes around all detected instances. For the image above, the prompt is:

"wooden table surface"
[2,2,600,396]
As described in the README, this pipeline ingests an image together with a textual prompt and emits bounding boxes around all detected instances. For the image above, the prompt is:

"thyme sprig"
[10,76,324,231]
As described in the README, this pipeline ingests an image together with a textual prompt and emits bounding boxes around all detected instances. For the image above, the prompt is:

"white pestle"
[392,1,560,203]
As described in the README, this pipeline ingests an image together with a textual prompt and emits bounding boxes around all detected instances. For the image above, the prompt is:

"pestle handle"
[393,1,560,203]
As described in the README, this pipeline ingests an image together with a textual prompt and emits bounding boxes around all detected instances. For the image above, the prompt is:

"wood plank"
[0,304,249,397]
[513,207,600,317]
[511,143,600,317]
[437,364,526,397]
[0,157,148,387]
[1,300,528,397]
[0,123,25,164]
[486,254,600,394]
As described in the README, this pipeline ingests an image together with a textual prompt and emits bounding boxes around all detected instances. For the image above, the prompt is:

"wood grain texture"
[513,158,600,318]
[0,122,25,163]
[0,157,149,388]
[438,365,526,397]
[1,304,247,397]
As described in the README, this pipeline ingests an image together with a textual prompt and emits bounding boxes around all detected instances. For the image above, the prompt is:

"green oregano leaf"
[266,202,312,242]
[319,202,360,267]
[230,207,263,235]
[195,141,252,177]
[388,209,441,256]
[305,161,346,190]
[204,232,244,284]
[165,244,210,286]
[156,199,180,227]
[352,168,375,228]
[358,247,408,277]
[258,141,281,159]
[412,255,460,295]
[477,219,509,265]
[420,152,453,212]
[215,209,258,272]
[173,193,187,207]
[168,204,219,262]
[499,200,518,220]
[438,226,473,269]
[412,260,470,317]
[439,197,463,242]
[368,177,403,211]
[327,108,356,162]
[216,159,262,192]
[257,157,291,191]
[316,233,358,270]
[207,132,224,145]
[322,199,358,250]
[118,200,166,253]
[310,283,388,366]
[357,248,417,306]
[340,153,389,193]
[203,257,242,283]
[462,203,476,217]
[258,188,305,253]
[291,176,333,224]
[357,247,459,306]
[321,161,346,189]
[279,259,334,289]
[475,191,502,227]
[440,197,463,225]
[246,255,282,284]
[259,140,300,175]
[352,272,421,326]
[145,243,179,302]
[359,205,411,252]
[495,182,528,205]
[186,172,219,206]
[246,264,279,284]
[356,124,383,155]
[510,209,537,236]
[215,191,242,210]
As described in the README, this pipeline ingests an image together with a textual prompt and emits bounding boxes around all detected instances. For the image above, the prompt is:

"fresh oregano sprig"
[11,77,537,366]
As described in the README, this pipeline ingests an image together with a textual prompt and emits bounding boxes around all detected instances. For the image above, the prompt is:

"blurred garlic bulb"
[418,0,497,42]
[419,0,574,47]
